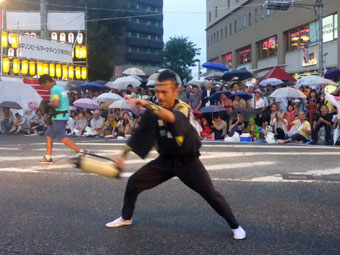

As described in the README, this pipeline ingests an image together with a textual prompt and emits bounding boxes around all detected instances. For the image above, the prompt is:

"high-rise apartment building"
[113,0,164,77]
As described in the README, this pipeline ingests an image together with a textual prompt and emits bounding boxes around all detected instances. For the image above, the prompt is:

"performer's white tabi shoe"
[105,217,133,228]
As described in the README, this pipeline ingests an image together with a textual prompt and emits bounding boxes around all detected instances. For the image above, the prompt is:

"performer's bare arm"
[125,96,175,123]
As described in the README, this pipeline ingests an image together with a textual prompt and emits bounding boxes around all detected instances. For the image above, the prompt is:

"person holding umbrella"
[38,74,85,163]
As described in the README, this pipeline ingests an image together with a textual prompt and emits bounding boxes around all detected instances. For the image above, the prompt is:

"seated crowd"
[1,78,340,145]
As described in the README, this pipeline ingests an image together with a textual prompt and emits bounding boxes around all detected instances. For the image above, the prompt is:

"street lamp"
[263,0,324,76]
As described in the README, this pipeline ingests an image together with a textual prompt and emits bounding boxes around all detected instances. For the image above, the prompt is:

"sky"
[163,0,206,79]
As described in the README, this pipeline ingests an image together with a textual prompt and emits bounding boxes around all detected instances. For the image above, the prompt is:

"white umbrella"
[126,75,143,81]
[269,87,306,99]
[108,99,131,109]
[123,67,145,76]
[204,71,224,80]
[0,81,42,110]
[146,80,156,87]
[259,78,283,86]
[187,79,205,87]
[96,92,123,102]
[105,77,141,90]
[146,72,182,85]
[295,75,336,89]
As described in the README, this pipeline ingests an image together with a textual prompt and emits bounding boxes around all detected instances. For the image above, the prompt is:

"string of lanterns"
[2,58,87,80]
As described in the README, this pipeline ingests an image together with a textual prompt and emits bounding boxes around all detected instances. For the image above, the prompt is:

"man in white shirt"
[83,110,105,136]
[201,80,216,107]
[250,89,265,110]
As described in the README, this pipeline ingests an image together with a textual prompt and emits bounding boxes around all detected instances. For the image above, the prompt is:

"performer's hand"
[114,155,125,170]
[124,96,144,108]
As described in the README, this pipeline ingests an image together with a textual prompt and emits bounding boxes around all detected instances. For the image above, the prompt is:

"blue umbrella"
[200,105,226,113]
[81,82,105,91]
[222,68,253,81]
[229,92,253,101]
[209,90,232,101]
[202,62,229,72]
[324,68,340,81]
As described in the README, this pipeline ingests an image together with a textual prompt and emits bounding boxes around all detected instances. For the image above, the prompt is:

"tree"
[161,36,200,83]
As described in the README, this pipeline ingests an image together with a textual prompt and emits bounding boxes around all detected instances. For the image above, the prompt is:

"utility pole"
[316,0,324,76]
[197,60,201,79]
[40,0,47,39]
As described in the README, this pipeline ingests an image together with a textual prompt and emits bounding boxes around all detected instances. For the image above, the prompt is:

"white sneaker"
[232,226,246,240]
[105,216,133,228]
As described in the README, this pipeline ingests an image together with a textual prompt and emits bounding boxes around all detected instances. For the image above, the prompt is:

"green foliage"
[161,36,200,83]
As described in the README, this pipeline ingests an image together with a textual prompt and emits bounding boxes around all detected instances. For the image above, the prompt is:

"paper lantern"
[77,33,84,44]
[37,62,43,76]
[81,67,87,80]
[10,33,18,49]
[43,63,49,74]
[81,46,87,59]
[62,65,68,79]
[75,45,81,59]
[22,60,29,75]
[75,66,81,80]
[49,63,55,77]
[13,59,20,74]
[68,65,74,79]
[29,61,36,76]
[56,64,62,78]
[1,32,8,48]
[3,58,10,73]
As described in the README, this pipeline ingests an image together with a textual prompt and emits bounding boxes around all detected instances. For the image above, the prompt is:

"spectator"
[230,82,239,94]
[30,110,45,135]
[85,111,93,127]
[211,113,227,140]
[127,85,137,98]
[83,110,104,137]
[245,117,260,141]
[70,112,87,136]
[218,92,233,114]
[9,113,30,134]
[270,111,288,140]
[200,118,213,140]
[100,114,117,137]
[201,80,216,107]
[177,85,189,103]
[189,85,202,110]
[65,115,75,135]
[0,107,14,134]
[192,113,202,135]
[250,89,265,110]
[114,111,134,137]
[284,112,311,143]
[132,114,142,134]
[284,104,296,131]
[306,90,319,134]
[229,112,246,137]
[312,105,333,145]
[233,95,246,109]
[293,99,303,115]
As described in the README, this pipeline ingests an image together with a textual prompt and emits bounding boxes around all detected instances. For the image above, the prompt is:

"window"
[215,7,218,17]
[237,46,251,64]
[243,15,247,28]
[222,52,232,67]
[228,0,230,8]
[214,32,216,44]
[239,17,243,31]
[288,25,310,51]
[248,12,252,26]
[267,9,270,16]
[207,37,210,47]
[217,30,219,42]
[221,28,223,39]
[230,23,232,36]
[234,20,237,33]
[261,6,264,19]
[225,26,228,38]
[209,12,211,22]
[255,8,258,23]
[259,36,278,59]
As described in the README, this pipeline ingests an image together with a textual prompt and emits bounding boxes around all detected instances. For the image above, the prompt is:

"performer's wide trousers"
[122,156,239,229]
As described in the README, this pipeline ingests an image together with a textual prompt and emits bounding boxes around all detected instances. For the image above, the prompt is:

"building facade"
[206,0,339,77]
[113,0,164,77]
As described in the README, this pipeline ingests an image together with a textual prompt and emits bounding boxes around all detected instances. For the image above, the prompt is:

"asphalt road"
[0,135,339,255]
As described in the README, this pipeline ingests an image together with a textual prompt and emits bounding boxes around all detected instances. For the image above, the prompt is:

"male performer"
[38,74,83,163]
[106,70,246,240]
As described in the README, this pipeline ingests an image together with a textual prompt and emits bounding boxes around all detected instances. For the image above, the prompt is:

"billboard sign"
[19,35,73,63]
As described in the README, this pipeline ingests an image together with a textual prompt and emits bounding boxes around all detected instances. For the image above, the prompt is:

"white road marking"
[206,161,276,170]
